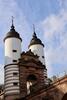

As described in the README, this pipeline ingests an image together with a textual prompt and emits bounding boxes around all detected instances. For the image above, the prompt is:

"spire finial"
[33,24,35,33]
[33,24,37,38]
[12,16,14,26]
[11,16,15,31]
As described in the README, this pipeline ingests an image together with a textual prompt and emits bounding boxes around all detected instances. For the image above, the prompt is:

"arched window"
[62,93,67,100]
[26,74,37,94]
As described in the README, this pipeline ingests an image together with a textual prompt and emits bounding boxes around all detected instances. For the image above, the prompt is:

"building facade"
[0,22,67,100]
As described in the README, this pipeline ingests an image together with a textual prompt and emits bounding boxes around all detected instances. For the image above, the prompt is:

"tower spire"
[11,16,15,31]
[33,24,37,38]
[33,24,35,33]
[12,16,14,26]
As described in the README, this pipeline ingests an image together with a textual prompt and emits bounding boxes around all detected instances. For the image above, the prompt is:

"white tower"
[29,31,45,65]
[28,31,47,77]
[4,20,22,100]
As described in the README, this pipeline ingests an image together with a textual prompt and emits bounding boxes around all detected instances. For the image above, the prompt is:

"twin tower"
[4,22,47,100]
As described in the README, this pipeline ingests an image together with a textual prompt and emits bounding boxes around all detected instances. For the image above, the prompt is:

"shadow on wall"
[5,56,18,64]
[5,56,12,64]
[62,93,67,100]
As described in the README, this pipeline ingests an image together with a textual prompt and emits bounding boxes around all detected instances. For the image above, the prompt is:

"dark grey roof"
[4,24,22,42]
[28,32,44,48]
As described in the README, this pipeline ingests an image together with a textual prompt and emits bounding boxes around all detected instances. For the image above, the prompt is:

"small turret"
[4,17,22,65]
[28,28,45,65]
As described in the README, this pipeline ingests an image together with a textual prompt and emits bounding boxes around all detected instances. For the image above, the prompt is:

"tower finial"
[12,16,14,26]
[33,24,37,38]
[11,16,15,31]
[33,24,35,33]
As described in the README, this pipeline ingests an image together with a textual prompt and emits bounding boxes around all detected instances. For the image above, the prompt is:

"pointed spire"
[10,16,15,31]
[28,25,44,48]
[12,16,14,26]
[33,24,37,38]
[33,24,35,33]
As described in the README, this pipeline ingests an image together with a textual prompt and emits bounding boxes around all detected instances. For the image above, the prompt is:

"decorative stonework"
[20,50,46,69]
[19,50,47,98]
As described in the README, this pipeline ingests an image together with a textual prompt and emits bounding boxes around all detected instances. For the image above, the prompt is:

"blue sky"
[0,0,67,84]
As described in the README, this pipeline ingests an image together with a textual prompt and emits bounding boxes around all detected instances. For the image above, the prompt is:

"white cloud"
[57,0,67,9]
[40,8,67,77]
[41,9,67,41]
[0,0,31,32]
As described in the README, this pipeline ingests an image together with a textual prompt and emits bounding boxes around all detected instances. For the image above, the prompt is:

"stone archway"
[62,93,67,100]
[26,74,37,94]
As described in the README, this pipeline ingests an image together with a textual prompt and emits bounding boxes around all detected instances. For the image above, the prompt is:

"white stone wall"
[5,38,21,65]
[29,44,45,65]
[4,37,21,96]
